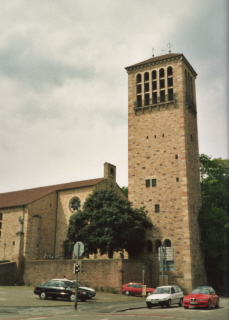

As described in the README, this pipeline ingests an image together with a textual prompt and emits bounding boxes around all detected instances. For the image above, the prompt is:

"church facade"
[126,53,206,292]
[0,163,126,263]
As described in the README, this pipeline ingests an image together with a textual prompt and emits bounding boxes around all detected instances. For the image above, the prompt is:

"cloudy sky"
[0,0,228,193]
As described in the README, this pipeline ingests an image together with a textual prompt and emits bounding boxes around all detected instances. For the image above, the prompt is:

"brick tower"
[125,53,206,292]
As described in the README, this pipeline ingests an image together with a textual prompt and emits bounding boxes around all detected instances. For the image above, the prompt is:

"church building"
[125,53,206,292]
[0,163,125,263]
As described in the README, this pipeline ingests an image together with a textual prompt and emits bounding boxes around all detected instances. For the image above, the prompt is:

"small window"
[0,222,2,229]
[175,155,178,159]
[155,204,160,212]
[0,212,2,220]
[13,241,15,245]
[168,88,173,101]
[176,177,179,182]
[137,84,142,93]
[152,179,157,187]
[146,179,150,187]
[144,82,149,92]
[160,79,165,89]
[152,81,157,90]
[168,77,173,87]
[153,92,157,104]
[160,90,165,102]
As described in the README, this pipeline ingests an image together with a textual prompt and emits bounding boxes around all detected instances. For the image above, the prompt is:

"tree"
[198,154,229,292]
[67,189,152,258]
[121,186,128,196]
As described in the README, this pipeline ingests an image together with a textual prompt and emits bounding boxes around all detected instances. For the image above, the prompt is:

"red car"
[122,282,155,296]
[183,288,219,309]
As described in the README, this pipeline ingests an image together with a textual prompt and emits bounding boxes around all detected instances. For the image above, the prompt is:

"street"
[0,286,228,320]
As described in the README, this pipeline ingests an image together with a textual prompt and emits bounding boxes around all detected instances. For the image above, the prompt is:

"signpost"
[73,242,84,310]
[159,246,174,285]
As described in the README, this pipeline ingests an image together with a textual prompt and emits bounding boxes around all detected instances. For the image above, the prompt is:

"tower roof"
[125,53,197,76]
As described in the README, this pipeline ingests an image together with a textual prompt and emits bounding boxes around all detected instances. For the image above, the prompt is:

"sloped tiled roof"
[0,178,104,209]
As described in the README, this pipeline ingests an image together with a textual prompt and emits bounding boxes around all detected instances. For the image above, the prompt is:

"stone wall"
[22,259,153,292]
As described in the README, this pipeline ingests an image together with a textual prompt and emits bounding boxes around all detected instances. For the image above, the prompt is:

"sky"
[0,0,228,193]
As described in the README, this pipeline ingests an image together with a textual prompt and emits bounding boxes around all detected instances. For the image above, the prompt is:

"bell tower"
[125,53,206,292]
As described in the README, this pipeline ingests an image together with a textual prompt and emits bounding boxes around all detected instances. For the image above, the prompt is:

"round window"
[69,197,81,212]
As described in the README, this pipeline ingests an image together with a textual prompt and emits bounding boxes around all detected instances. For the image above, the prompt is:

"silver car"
[146,285,184,308]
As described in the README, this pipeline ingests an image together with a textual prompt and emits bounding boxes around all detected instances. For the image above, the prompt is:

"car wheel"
[69,294,75,302]
[215,299,220,308]
[147,305,152,309]
[184,306,188,309]
[207,300,211,309]
[40,291,47,300]
[166,300,171,308]
[178,298,183,307]
[161,304,165,308]
[125,291,131,296]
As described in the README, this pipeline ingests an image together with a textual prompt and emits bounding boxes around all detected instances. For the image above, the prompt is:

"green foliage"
[121,186,128,196]
[67,188,151,258]
[198,154,229,292]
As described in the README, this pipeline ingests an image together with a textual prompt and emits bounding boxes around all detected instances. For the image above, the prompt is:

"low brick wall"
[0,262,16,285]
[23,259,153,292]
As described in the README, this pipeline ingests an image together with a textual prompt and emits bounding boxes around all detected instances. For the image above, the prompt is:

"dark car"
[34,280,92,302]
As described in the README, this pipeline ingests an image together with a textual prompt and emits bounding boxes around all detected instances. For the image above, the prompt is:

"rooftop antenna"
[167,43,172,53]
[152,48,154,57]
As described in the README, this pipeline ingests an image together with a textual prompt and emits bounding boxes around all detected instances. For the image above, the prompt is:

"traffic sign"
[74,241,84,257]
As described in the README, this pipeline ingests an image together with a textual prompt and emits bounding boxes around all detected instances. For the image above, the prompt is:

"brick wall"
[23,259,153,291]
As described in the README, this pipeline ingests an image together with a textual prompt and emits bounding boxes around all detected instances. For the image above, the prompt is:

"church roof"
[125,53,197,75]
[0,178,104,209]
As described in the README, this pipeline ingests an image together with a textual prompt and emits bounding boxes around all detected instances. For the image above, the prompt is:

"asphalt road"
[0,286,228,320]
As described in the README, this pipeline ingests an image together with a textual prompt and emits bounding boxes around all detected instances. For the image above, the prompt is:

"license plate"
[190,301,198,305]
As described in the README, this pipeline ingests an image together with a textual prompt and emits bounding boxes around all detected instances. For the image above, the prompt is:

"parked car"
[122,282,155,296]
[146,285,184,308]
[34,279,93,302]
[52,279,96,298]
[183,287,219,309]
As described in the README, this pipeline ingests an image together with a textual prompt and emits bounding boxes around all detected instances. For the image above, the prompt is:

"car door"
[170,286,178,304]
[134,284,142,295]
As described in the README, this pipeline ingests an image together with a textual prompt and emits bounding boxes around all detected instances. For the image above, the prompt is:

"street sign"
[74,241,84,258]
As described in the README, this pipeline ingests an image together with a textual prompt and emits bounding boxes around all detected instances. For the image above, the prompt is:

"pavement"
[0,286,146,314]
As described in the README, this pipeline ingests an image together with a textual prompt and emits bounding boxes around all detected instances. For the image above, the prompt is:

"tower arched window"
[146,240,153,253]
[155,239,162,252]
[136,73,142,107]
[164,239,171,247]
[159,68,165,78]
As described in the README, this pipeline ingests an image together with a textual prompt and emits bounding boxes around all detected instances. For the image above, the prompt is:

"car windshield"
[192,289,210,295]
[153,287,170,294]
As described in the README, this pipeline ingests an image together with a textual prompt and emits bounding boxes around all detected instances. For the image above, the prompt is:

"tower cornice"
[125,53,197,77]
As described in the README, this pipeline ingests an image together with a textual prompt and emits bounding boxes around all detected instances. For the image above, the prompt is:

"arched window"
[136,73,142,83]
[152,70,157,80]
[164,239,171,247]
[155,239,162,252]
[146,240,153,253]
[167,66,173,76]
[159,68,164,78]
[144,72,149,82]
